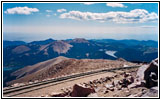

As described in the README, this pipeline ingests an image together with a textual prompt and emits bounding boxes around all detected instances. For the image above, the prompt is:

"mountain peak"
[45,38,55,42]
[50,40,73,54]
[69,38,89,43]
[55,56,69,60]
[29,38,55,45]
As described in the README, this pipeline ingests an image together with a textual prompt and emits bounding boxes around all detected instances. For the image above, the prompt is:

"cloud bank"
[4,6,39,15]
[83,3,97,5]
[60,9,158,23]
[83,3,127,8]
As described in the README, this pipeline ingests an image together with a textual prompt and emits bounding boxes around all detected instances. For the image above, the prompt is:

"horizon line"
[3,38,158,43]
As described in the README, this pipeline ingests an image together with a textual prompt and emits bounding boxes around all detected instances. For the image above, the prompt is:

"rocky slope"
[42,58,158,97]
[7,56,136,86]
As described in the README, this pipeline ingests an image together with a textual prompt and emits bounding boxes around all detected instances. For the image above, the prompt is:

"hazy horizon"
[3,32,158,43]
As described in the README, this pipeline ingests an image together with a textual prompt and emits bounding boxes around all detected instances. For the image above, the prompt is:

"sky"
[3,2,159,42]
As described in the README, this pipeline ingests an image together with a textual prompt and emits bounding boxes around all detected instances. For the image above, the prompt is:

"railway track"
[3,66,140,97]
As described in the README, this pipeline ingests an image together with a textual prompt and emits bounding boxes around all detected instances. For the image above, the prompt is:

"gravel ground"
[11,71,116,97]
[5,67,157,98]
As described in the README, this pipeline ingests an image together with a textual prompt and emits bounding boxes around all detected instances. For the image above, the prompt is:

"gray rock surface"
[141,86,158,97]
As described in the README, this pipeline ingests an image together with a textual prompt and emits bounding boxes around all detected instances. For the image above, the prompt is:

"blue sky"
[3,2,159,42]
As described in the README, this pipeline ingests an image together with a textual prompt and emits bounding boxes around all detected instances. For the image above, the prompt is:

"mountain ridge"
[3,38,158,68]
[7,56,136,86]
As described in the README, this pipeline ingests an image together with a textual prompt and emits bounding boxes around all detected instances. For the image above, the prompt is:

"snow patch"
[123,64,128,67]
[105,51,117,58]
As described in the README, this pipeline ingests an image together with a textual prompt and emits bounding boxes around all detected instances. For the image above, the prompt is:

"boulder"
[129,76,134,83]
[144,58,158,88]
[134,58,158,88]
[104,90,109,94]
[123,72,130,78]
[121,79,129,88]
[87,93,98,97]
[104,77,111,82]
[141,86,158,97]
[128,81,145,89]
[107,87,114,91]
[118,77,133,88]
[70,84,95,97]
[50,92,69,97]
[105,84,113,88]
[112,80,120,87]
[105,84,115,91]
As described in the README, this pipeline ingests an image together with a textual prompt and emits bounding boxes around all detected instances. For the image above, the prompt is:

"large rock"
[141,86,158,97]
[144,58,158,88]
[136,65,149,83]
[50,92,68,97]
[70,84,95,97]
[134,58,158,88]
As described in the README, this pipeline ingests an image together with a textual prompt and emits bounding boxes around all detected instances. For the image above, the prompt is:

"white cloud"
[83,3,127,8]
[46,10,52,13]
[106,3,127,8]
[83,3,96,5]
[60,9,158,23]
[4,6,39,15]
[57,9,67,13]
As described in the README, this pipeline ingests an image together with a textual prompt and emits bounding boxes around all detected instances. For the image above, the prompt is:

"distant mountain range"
[3,38,158,68]
[3,38,158,86]
[3,40,26,48]
[92,39,158,48]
